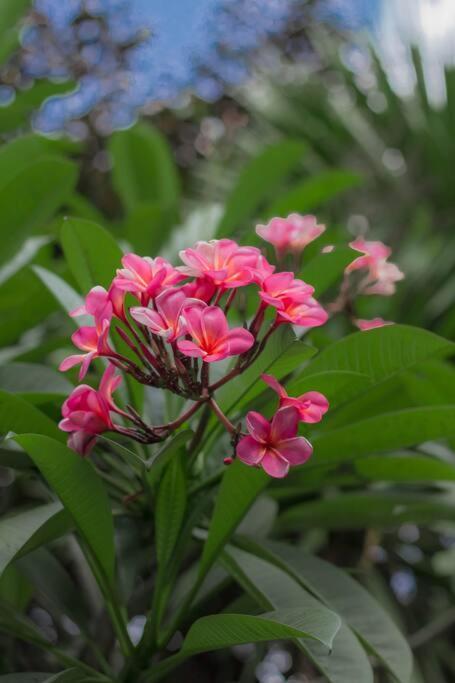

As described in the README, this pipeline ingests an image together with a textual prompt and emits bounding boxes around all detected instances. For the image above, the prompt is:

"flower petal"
[177,340,206,358]
[261,450,290,478]
[225,327,254,356]
[246,411,270,442]
[278,437,313,465]
[271,406,299,442]
[236,436,265,465]
[261,373,287,399]
[200,306,229,346]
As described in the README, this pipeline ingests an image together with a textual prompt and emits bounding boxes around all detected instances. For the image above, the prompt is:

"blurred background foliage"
[0,1,455,682]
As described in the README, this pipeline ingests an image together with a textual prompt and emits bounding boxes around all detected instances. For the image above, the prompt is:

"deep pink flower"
[59,364,122,455]
[276,296,328,328]
[130,288,189,342]
[261,374,329,423]
[177,303,254,362]
[71,286,113,327]
[182,276,217,303]
[259,272,314,310]
[178,239,271,289]
[355,317,393,331]
[236,406,313,478]
[59,319,112,379]
[256,214,325,254]
[114,253,184,303]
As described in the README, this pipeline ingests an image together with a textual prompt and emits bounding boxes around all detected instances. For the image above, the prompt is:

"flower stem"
[208,398,236,434]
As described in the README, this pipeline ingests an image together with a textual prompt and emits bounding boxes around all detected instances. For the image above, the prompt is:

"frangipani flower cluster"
[59,226,329,477]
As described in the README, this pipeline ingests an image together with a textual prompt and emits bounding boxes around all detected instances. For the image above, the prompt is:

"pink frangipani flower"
[276,296,328,328]
[256,214,325,255]
[261,374,329,423]
[177,303,254,362]
[59,364,122,456]
[355,317,394,331]
[178,239,273,289]
[259,272,314,310]
[182,276,217,303]
[346,239,392,273]
[71,286,113,327]
[59,319,112,380]
[236,406,313,478]
[130,288,190,342]
[114,253,184,304]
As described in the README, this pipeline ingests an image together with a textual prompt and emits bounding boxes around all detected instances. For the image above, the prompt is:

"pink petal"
[177,340,205,358]
[225,328,254,356]
[68,431,97,456]
[200,306,229,346]
[246,411,270,442]
[261,373,287,399]
[156,287,186,326]
[72,326,99,352]
[261,450,290,478]
[271,406,299,442]
[130,306,165,333]
[181,302,207,344]
[79,352,95,380]
[59,354,86,372]
[236,436,266,465]
[278,437,313,465]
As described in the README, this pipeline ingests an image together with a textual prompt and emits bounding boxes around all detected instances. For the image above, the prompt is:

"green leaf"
[155,455,187,571]
[216,140,306,237]
[0,0,30,65]
[265,170,361,218]
[313,405,455,464]
[33,266,86,323]
[354,454,455,482]
[224,547,369,683]
[123,201,175,254]
[285,370,371,410]
[300,246,355,296]
[303,325,454,385]
[0,676,52,683]
[0,83,72,131]
[0,363,72,400]
[14,435,116,584]
[250,540,413,683]
[0,135,54,190]
[17,548,89,628]
[199,460,268,580]
[60,217,123,292]
[0,157,77,266]
[0,502,68,578]
[109,123,179,214]
[279,492,455,530]
[44,671,88,683]
[0,390,62,440]
[146,430,193,486]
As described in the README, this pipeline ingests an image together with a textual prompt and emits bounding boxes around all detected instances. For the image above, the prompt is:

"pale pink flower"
[363,261,404,296]
[261,374,329,423]
[59,364,122,456]
[256,214,325,255]
[177,303,254,362]
[236,406,313,478]
[276,296,328,328]
[346,239,392,273]
[259,272,314,310]
[59,320,112,379]
[130,288,190,342]
[178,239,271,289]
[114,253,184,303]
[355,317,394,331]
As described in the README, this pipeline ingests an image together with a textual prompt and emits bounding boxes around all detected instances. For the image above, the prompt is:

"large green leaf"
[0,136,54,189]
[123,201,174,254]
[250,541,413,683]
[198,460,268,580]
[155,455,187,571]
[285,370,371,410]
[313,405,455,464]
[0,157,77,266]
[264,170,361,218]
[300,246,355,296]
[0,676,51,683]
[15,435,116,584]
[60,217,123,292]
[109,123,179,214]
[216,140,306,237]
[0,502,68,578]
[224,547,364,683]
[0,391,62,440]
[303,325,454,385]
[0,363,72,401]
[0,0,30,64]
[280,492,455,530]
[33,266,86,323]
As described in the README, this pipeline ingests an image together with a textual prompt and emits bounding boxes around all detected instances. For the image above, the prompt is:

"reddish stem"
[208,398,236,434]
